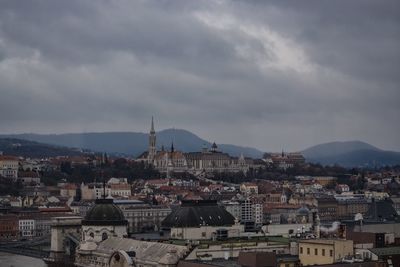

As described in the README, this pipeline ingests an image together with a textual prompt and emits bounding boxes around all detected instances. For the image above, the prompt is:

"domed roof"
[297,206,310,215]
[162,200,235,228]
[82,199,127,226]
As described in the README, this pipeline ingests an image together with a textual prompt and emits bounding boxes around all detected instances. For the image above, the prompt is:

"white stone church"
[137,117,250,175]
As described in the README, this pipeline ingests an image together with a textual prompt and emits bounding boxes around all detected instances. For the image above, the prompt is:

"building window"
[315,248,318,255]
[330,250,333,257]
[322,249,325,256]
[300,247,303,254]
[102,232,108,241]
[307,248,310,255]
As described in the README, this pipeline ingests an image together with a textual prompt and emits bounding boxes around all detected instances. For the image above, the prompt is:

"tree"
[60,161,73,175]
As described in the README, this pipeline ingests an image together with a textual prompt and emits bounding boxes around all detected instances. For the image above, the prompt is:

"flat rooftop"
[179,259,241,267]
[299,239,350,245]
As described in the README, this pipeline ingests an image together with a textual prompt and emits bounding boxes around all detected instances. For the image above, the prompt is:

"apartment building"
[299,239,353,266]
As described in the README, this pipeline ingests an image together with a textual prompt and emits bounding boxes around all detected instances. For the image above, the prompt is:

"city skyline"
[0,1,399,152]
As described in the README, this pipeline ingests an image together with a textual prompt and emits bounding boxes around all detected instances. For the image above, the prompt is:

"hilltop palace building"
[138,117,250,175]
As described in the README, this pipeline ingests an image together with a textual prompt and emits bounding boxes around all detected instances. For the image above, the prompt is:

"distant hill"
[302,141,400,167]
[302,141,380,158]
[0,129,264,158]
[3,132,398,167]
[0,138,85,158]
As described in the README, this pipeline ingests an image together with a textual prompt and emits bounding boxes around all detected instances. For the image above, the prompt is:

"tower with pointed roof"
[211,142,218,153]
[238,153,246,166]
[148,116,156,163]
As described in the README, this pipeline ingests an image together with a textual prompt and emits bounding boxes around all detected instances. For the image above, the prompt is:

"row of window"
[0,233,18,237]
[300,246,333,257]
[20,226,34,230]
[0,226,17,230]
[124,212,170,217]
[21,231,33,236]
[88,232,108,241]
[19,221,34,225]
[0,164,18,168]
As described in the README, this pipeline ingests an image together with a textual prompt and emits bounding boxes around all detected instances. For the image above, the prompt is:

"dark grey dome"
[297,206,310,215]
[82,199,127,226]
[162,200,235,228]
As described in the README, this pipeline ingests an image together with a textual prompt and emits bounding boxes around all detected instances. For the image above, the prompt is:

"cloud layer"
[0,0,399,151]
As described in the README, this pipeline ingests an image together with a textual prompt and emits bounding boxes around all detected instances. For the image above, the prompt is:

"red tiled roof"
[146,179,170,185]
[110,184,131,190]
[62,183,78,190]
[0,155,19,161]
[18,171,40,178]
[39,207,72,213]
[242,182,257,186]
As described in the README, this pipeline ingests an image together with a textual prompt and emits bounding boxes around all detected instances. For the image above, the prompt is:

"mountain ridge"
[0,138,85,158]
[1,131,399,167]
[302,141,400,167]
[0,129,264,158]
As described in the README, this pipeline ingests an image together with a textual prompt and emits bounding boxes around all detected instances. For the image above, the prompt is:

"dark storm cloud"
[0,0,399,151]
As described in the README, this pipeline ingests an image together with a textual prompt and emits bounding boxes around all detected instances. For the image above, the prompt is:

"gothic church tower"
[148,116,156,163]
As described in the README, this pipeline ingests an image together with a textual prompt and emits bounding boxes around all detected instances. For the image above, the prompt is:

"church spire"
[150,116,155,134]
[148,116,156,163]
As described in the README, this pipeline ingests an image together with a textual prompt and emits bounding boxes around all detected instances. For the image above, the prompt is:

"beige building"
[185,145,249,174]
[109,183,131,197]
[153,149,189,173]
[299,239,353,266]
[60,183,78,198]
[288,194,317,207]
[81,182,111,200]
[240,183,259,195]
[0,155,19,180]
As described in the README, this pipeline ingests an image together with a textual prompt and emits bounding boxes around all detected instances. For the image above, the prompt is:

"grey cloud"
[0,0,399,152]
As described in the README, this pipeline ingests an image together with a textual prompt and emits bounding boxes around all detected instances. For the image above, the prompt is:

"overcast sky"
[0,0,399,152]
